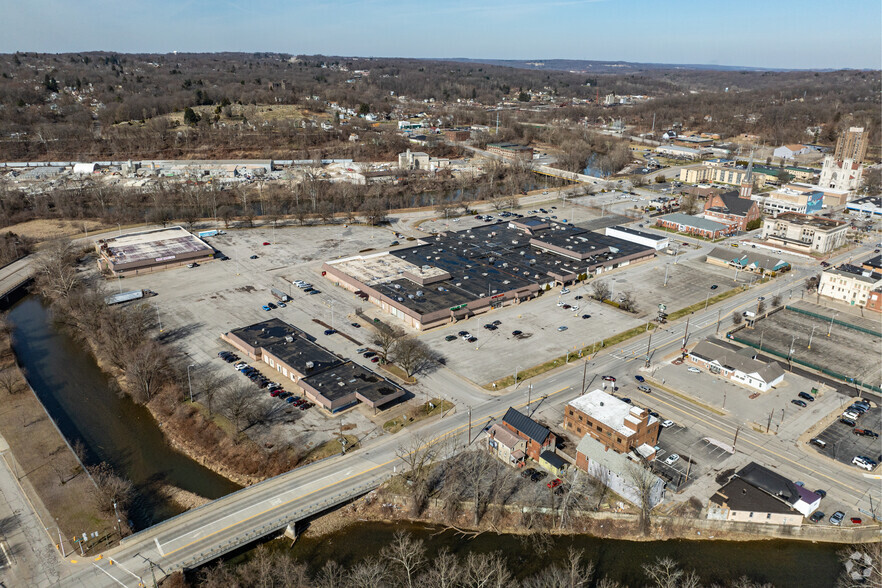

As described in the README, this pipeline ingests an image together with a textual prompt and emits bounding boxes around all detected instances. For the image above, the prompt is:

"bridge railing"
[171,479,381,573]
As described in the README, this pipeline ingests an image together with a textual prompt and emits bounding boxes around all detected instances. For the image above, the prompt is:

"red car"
[547,478,562,489]
[263,242,271,245]
[851,517,862,525]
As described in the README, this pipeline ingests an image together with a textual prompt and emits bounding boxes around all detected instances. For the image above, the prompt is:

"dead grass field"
[0,334,115,554]
[121,104,330,130]
[3,219,106,242]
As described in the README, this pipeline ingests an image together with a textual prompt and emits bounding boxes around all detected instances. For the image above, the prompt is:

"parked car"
[638,385,652,393]
[261,305,271,311]
[492,320,502,326]
[842,410,861,420]
[664,454,680,465]
[467,336,477,343]
[852,456,877,470]
[561,288,570,294]
[791,399,807,408]
[557,326,568,332]
[371,357,380,363]
[840,417,857,427]
[278,302,286,308]
[621,398,631,404]
[853,429,879,438]
[356,348,368,354]
[809,511,825,523]
[187,263,198,268]
[814,489,827,498]
[798,392,815,402]
[829,511,845,526]
[350,322,360,328]
[445,335,457,342]
[634,375,645,382]
[661,420,674,428]
[710,284,718,290]
[267,302,277,309]
[581,314,591,319]
[602,375,617,382]
[323,329,336,335]
[512,330,523,337]
[363,351,375,358]
[250,255,259,259]
[520,468,537,479]
[530,470,548,482]
[547,478,562,489]
[809,438,827,448]
[574,295,583,300]
[850,518,862,525]
[687,367,701,373]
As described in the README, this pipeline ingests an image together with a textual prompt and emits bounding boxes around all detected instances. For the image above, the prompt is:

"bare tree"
[360,198,388,226]
[88,462,134,526]
[346,557,389,588]
[618,291,637,313]
[771,294,782,308]
[33,238,82,300]
[678,193,700,215]
[642,557,700,588]
[373,324,405,361]
[220,385,258,435]
[0,367,22,395]
[461,552,513,588]
[732,312,743,326]
[197,370,232,416]
[628,461,658,535]
[421,547,462,588]
[381,531,426,588]
[124,340,169,403]
[805,273,821,293]
[393,336,438,377]
[522,547,594,588]
[591,280,611,302]
[313,561,347,588]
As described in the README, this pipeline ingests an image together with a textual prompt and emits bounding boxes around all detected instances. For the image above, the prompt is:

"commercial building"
[443,128,471,142]
[654,145,704,160]
[703,191,761,231]
[686,339,785,392]
[398,149,430,170]
[323,219,654,330]
[761,213,849,254]
[574,435,666,509]
[679,161,748,186]
[95,226,215,276]
[785,182,850,208]
[564,390,659,457]
[708,477,804,526]
[749,165,819,187]
[833,126,869,162]
[847,195,882,217]
[705,247,790,275]
[656,213,735,240]
[752,186,825,215]
[772,144,811,160]
[500,407,556,461]
[486,143,534,161]
[711,462,821,520]
[605,226,670,250]
[818,266,882,308]
[223,319,405,412]
[671,135,714,149]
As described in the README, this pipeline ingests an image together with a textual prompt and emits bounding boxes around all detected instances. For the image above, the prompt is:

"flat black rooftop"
[265,336,343,376]
[228,318,311,348]
[608,225,667,241]
[302,361,404,404]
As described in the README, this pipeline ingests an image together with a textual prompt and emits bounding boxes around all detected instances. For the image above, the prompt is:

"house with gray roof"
[575,435,666,509]
[687,339,785,392]
[501,407,556,461]
[706,247,791,275]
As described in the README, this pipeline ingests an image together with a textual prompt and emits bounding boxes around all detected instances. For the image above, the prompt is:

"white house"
[773,144,811,160]
[687,339,785,392]
[575,435,666,509]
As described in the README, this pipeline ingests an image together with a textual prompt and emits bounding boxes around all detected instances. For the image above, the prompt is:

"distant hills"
[442,58,844,73]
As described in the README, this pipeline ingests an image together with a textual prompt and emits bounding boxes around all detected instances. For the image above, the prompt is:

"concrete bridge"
[0,256,35,309]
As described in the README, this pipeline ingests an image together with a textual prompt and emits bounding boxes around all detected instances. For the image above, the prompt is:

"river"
[277,521,841,588]
[7,296,240,529]
[6,297,844,585]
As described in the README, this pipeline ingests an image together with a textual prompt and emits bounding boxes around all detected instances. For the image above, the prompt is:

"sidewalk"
[0,435,68,587]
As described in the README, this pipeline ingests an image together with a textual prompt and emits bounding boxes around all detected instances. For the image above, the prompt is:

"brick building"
[703,191,761,231]
[487,142,534,162]
[564,390,659,457]
[500,407,556,461]
[656,212,735,240]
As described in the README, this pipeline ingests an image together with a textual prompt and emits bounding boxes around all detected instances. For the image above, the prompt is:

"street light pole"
[154,307,162,332]
[827,312,838,336]
[704,289,711,310]
[807,325,817,349]
[187,364,195,402]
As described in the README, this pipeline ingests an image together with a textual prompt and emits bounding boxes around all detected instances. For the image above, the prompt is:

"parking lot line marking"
[649,391,865,494]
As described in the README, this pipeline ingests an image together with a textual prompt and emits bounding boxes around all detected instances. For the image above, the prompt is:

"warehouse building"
[655,213,735,239]
[605,225,670,250]
[95,226,215,276]
[322,218,655,330]
[486,143,534,161]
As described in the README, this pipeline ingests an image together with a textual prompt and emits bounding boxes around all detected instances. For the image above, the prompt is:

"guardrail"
[169,480,380,572]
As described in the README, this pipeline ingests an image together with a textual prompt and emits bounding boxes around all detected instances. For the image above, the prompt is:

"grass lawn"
[383,398,455,434]
[303,434,360,463]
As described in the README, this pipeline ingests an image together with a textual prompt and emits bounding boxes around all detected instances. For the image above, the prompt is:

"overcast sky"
[3,0,880,70]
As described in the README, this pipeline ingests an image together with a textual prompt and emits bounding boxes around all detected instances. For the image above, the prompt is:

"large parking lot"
[652,421,736,492]
[734,306,882,390]
[811,406,882,469]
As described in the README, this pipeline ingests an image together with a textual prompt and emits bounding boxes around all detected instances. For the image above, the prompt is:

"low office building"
[656,213,735,239]
[655,145,704,160]
[761,213,848,254]
[866,288,882,313]
[785,182,850,208]
[733,462,821,517]
[605,225,670,250]
[703,191,761,231]
[500,407,557,461]
[299,361,406,412]
[818,266,882,308]
[575,435,666,508]
[708,477,804,526]
[95,226,215,276]
[223,319,404,412]
[752,186,824,215]
[486,423,527,468]
[847,195,882,217]
[861,255,882,274]
[773,144,811,160]
[564,390,659,457]
[323,219,654,330]
[443,128,471,142]
[705,247,791,275]
[487,143,534,161]
[687,339,785,392]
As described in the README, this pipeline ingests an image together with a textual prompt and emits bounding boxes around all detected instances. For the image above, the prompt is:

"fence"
[784,305,882,337]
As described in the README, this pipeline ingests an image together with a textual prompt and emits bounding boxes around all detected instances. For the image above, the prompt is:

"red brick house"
[501,407,556,461]
[703,191,761,231]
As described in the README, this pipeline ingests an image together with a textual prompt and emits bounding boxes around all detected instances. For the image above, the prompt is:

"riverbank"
[298,487,880,545]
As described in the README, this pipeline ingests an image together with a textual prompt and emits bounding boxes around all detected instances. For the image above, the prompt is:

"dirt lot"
[3,219,106,242]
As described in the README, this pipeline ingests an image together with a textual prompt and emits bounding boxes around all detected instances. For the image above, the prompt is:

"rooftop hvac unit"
[408,294,414,299]
[491,289,498,294]
[285,335,294,343]
[305,361,314,369]
[503,279,511,285]
[482,272,488,276]
[394,284,401,289]
[456,282,462,286]
[397,297,404,301]
[416,290,423,296]
[512,240,519,244]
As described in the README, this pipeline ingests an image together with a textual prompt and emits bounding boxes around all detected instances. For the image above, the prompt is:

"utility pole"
[186,364,195,403]
[467,406,472,446]
[580,361,587,395]
[766,410,773,434]
[733,425,741,452]
[681,315,690,349]
[663,264,670,287]
[715,309,721,334]
[644,325,653,368]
